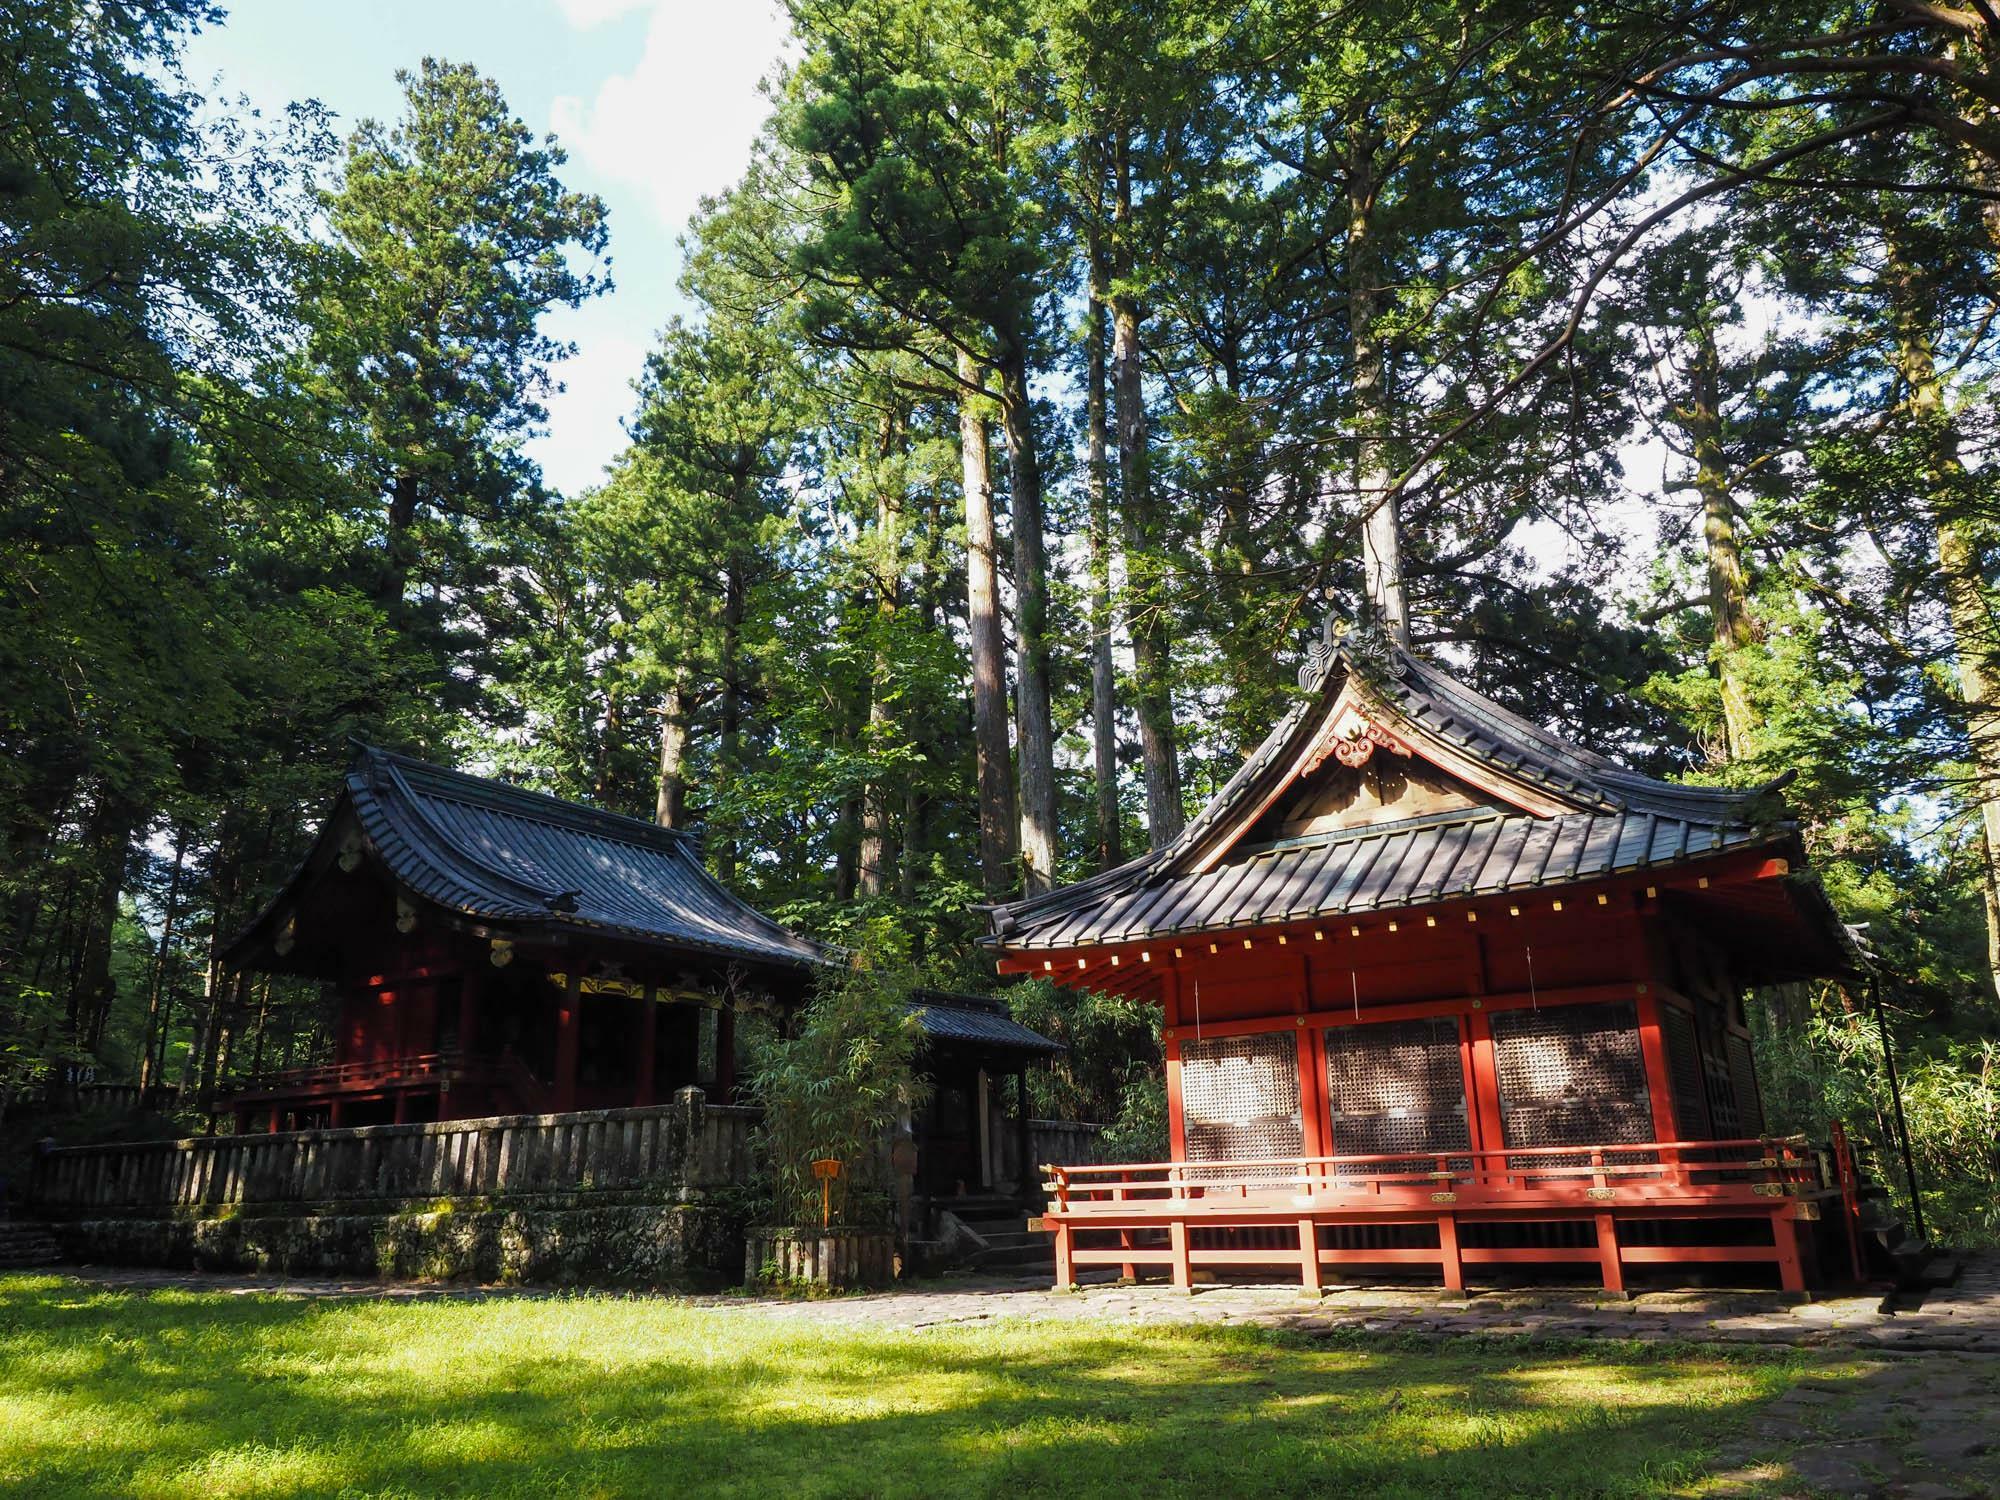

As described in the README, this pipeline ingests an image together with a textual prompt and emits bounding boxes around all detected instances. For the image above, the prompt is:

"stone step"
[974,1230,1043,1252]
[959,1217,1030,1238]
[0,1223,61,1268]
[971,1243,1055,1270]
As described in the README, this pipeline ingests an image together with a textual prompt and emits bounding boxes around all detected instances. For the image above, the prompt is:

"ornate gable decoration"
[1298,610,1405,692]
[1301,704,1415,776]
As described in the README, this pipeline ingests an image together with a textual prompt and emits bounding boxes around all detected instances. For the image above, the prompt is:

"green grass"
[0,1273,1863,1498]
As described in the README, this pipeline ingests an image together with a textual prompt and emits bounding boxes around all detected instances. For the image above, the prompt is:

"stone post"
[671,1085,706,1201]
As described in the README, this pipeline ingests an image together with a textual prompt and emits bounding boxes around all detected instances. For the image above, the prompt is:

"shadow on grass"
[0,1274,1973,1499]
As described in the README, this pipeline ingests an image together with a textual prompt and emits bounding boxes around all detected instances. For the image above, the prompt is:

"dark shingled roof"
[907,991,1062,1058]
[984,637,1820,957]
[230,746,824,971]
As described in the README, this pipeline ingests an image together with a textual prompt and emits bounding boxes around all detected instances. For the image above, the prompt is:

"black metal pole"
[1870,975,1927,1245]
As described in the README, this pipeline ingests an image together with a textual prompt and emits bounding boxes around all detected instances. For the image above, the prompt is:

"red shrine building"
[985,618,1860,1293]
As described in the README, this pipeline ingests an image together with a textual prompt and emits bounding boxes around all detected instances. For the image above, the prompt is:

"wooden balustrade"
[30,1089,756,1214]
[1036,1136,1829,1294]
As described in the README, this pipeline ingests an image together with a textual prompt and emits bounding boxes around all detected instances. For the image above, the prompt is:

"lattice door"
[1724,1031,1765,1136]
[1179,1031,1303,1173]
[1660,1004,1711,1140]
[1699,1013,1742,1137]
[1489,1001,1653,1150]
[1323,1017,1469,1170]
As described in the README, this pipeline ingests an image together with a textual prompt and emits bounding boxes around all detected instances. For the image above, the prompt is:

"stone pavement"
[736,1257,2000,1359]
[34,1255,2000,1355]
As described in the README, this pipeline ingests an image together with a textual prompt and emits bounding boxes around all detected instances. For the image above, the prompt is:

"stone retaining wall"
[52,1198,747,1287]
[33,1089,759,1288]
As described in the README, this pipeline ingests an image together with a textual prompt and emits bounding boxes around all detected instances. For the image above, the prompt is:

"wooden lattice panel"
[1179,1031,1303,1170]
[1660,1004,1711,1139]
[1724,1031,1765,1135]
[1490,1001,1653,1150]
[1323,1017,1470,1164]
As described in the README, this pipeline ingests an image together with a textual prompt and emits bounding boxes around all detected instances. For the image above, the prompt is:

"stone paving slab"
[32,1253,2000,1358]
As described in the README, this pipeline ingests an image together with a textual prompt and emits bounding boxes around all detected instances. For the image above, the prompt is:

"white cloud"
[530,302,647,495]
[551,0,791,239]
[553,0,654,25]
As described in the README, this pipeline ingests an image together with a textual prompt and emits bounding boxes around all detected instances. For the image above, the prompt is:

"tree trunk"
[860,410,904,899]
[594,677,622,803]
[654,675,690,830]
[994,337,1058,896]
[1887,244,2000,1002]
[959,350,1018,895]
[137,830,186,1094]
[715,558,747,883]
[1347,119,1409,645]
[1086,212,1124,873]
[1675,324,1762,759]
[1113,132,1184,848]
[70,796,136,1057]
[379,468,421,607]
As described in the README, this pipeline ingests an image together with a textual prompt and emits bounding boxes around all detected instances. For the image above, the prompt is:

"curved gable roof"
[229,746,825,972]
[982,633,1812,956]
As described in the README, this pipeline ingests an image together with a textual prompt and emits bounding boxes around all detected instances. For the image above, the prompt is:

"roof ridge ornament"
[1298,609,1406,693]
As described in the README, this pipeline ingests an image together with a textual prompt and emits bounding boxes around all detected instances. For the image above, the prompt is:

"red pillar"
[1437,1212,1464,1292]
[553,966,581,1112]
[1773,1211,1807,1293]
[1463,1010,1507,1156]
[1163,968,1186,1164]
[1634,988,1680,1142]
[1595,1212,1626,1295]
[1296,1024,1328,1160]
[637,986,658,1107]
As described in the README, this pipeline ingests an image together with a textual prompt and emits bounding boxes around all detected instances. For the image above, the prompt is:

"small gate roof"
[908,990,1063,1059]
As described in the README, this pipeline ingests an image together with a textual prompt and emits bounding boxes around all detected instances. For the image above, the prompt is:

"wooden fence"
[31,1087,754,1215]
[1029,1119,1108,1168]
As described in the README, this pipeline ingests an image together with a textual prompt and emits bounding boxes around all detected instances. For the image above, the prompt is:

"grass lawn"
[0,1273,1867,1498]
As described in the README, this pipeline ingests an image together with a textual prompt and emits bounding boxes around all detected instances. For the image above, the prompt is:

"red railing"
[1044,1136,1819,1213]
[1036,1137,1826,1294]
[232,1053,451,1099]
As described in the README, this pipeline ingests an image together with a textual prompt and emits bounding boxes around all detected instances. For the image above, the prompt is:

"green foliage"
[1754,994,2000,1249]
[1100,1074,1169,1163]
[744,962,929,1228]
[1003,979,1159,1124]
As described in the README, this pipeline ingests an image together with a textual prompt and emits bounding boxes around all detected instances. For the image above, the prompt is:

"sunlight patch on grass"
[0,1274,1855,1499]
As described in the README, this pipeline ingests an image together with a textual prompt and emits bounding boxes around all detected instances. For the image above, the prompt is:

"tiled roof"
[994,809,1764,951]
[984,638,1801,953]
[908,991,1063,1057]
[233,746,825,971]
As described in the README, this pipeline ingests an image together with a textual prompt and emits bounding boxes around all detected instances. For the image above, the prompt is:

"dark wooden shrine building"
[223,747,1065,1196]
[224,746,827,1129]
[986,619,1859,1293]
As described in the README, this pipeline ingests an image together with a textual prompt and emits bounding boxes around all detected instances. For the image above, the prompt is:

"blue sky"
[184,0,792,496]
